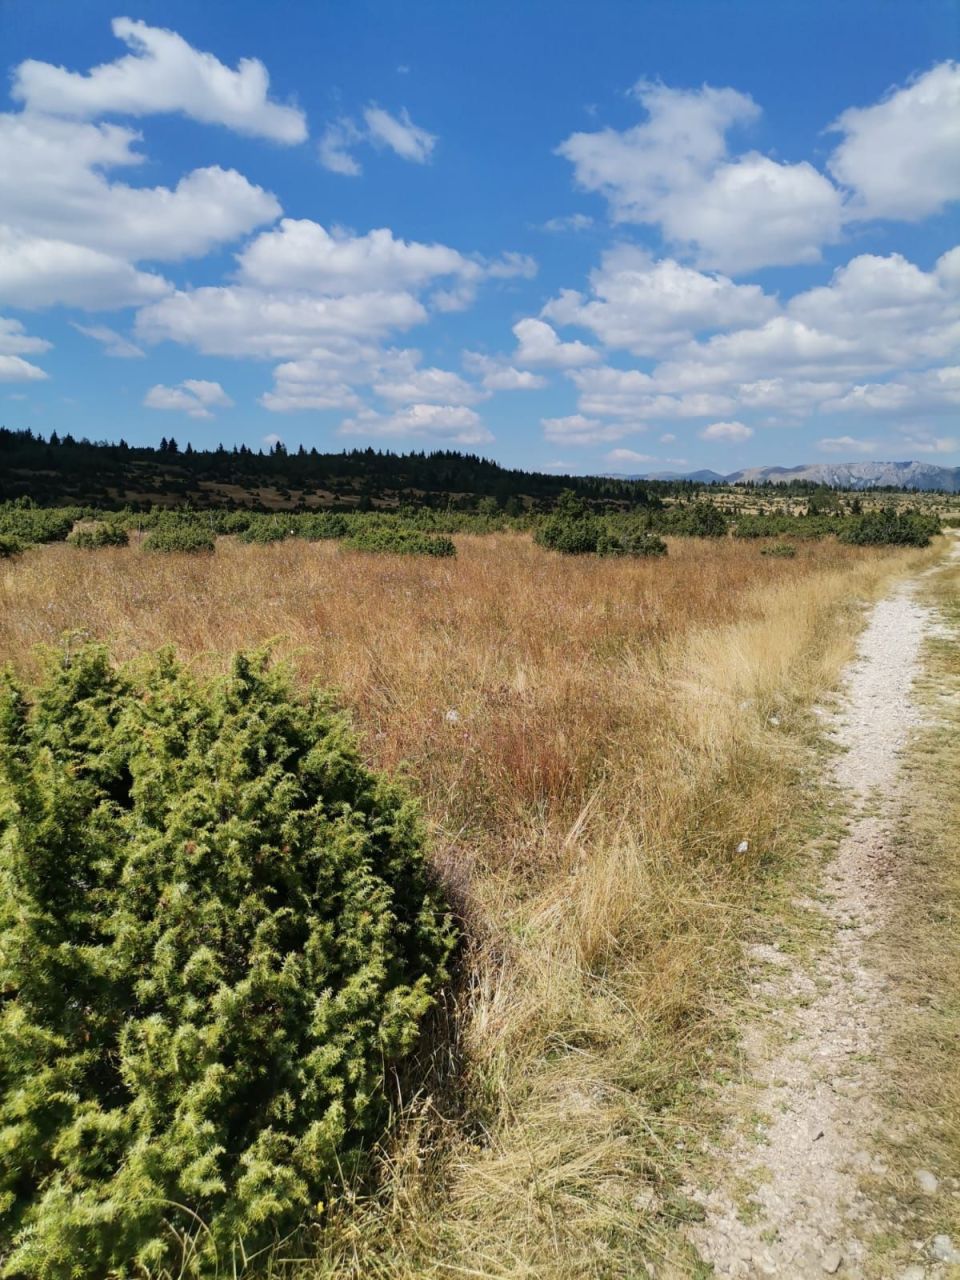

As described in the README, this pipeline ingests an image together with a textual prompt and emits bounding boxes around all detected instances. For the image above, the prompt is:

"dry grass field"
[0,533,940,1277]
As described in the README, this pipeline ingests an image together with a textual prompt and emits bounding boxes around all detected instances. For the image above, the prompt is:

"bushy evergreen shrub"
[297,512,349,541]
[237,517,292,545]
[0,502,76,546]
[760,542,797,558]
[142,525,215,554]
[0,645,454,1276]
[0,534,24,558]
[662,501,729,537]
[344,526,456,557]
[838,508,940,547]
[596,526,668,557]
[68,523,129,549]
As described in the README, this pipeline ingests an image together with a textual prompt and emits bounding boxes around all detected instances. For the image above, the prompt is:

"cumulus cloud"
[827,62,960,220]
[699,420,753,442]
[12,17,306,142]
[319,105,436,174]
[0,317,51,381]
[373,365,484,405]
[0,316,52,357]
[570,365,735,420]
[144,378,233,418]
[136,287,428,358]
[0,113,280,270]
[604,447,656,465]
[71,322,144,358]
[0,226,169,310]
[541,413,629,444]
[339,403,492,445]
[462,351,547,391]
[237,219,473,294]
[817,435,877,454]
[558,81,843,272]
[895,427,958,454]
[542,245,776,356]
[513,318,598,368]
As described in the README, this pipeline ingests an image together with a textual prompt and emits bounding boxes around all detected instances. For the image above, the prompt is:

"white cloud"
[0,113,281,265]
[604,448,656,465]
[570,365,735,420]
[71,322,144,358]
[262,433,284,448]
[363,106,436,163]
[317,120,364,175]
[817,435,877,454]
[144,378,233,418]
[513,318,598,368]
[0,316,52,356]
[259,353,366,412]
[895,427,958,454]
[318,104,436,173]
[12,17,306,143]
[659,432,676,443]
[238,219,473,293]
[339,403,492,444]
[699,420,752,442]
[462,352,547,391]
[0,355,48,382]
[373,364,483,405]
[136,287,427,358]
[543,245,776,356]
[541,413,629,445]
[541,213,594,233]
[662,153,843,274]
[557,81,844,272]
[0,226,169,310]
[0,317,50,380]
[828,62,960,220]
[826,366,960,417]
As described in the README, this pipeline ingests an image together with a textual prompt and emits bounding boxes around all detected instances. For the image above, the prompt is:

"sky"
[0,0,958,475]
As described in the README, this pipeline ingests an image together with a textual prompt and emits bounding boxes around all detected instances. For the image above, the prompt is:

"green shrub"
[297,512,349,541]
[237,516,293,544]
[344,526,456,557]
[760,542,797,558]
[838,508,940,547]
[0,645,454,1276]
[68,523,129,549]
[0,534,25,558]
[534,513,603,554]
[596,526,668,557]
[142,525,215,554]
[0,503,77,545]
[664,501,729,537]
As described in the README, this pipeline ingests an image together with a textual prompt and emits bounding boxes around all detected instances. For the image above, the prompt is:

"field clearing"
[0,533,943,1276]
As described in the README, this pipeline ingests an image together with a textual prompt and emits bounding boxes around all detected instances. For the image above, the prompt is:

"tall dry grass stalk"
[0,533,941,1276]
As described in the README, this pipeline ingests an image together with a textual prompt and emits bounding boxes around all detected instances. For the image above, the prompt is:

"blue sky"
[1,0,958,473]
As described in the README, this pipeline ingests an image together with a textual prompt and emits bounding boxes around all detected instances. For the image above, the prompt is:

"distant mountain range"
[631,461,960,492]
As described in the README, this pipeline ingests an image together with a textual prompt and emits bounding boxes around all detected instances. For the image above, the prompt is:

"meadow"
[0,532,941,1276]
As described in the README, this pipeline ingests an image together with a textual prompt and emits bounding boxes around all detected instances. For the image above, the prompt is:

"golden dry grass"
[0,532,941,1277]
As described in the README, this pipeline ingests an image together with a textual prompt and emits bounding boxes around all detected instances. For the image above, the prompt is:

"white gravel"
[688,566,951,1279]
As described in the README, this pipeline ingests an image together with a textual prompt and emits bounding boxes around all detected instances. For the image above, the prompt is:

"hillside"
[632,460,960,491]
[0,428,675,511]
